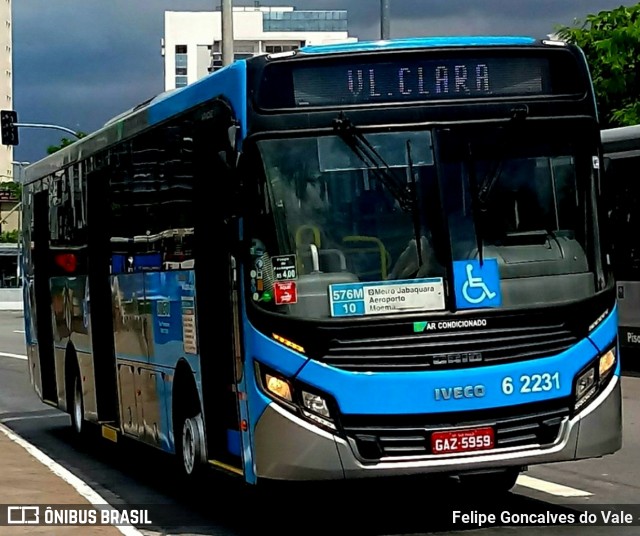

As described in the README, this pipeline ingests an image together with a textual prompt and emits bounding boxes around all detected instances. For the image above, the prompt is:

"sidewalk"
[0,287,22,311]
[0,424,125,535]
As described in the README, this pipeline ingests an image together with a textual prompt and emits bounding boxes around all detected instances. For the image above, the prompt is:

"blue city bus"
[21,36,621,492]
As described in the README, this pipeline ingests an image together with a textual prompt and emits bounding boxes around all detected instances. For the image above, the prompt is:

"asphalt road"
[2,310,640,536]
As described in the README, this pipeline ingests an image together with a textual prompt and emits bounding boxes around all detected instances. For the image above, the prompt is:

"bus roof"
[23,35,566,184]
[24,60,248,184]
[299,36,538,55]
[602,124,640,144]
[601,124,640,157]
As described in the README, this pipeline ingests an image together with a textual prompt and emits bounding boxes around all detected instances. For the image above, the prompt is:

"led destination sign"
[294,58,548,106]
[257,51,585,109]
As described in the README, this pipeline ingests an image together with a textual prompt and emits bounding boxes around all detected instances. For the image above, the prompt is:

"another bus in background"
[602,124,640,354]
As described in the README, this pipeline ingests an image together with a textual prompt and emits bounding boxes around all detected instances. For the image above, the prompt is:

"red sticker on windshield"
[274,281,298,305]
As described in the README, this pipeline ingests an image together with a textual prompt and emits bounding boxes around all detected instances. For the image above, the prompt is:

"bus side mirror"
[217,149,243,221]
[228,123,239,152]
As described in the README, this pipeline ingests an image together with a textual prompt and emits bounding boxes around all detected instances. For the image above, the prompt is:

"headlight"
[575,366,597,411]
[301,391,331,418]
[576,367,596,400]
[265,373,293,402]
[574,345,617,412]
[255,362,338,432]
[300,390,336,430]
[255,363,296,410]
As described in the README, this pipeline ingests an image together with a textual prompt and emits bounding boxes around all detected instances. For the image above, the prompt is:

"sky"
[12,0,640,164]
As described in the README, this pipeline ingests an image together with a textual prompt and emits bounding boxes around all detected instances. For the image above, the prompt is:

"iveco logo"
[432,352,483,366]
[434,385,486,401]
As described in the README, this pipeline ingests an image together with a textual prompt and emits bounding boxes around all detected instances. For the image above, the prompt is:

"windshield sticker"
[329,278,445,317]
[274,281,297,305]
[250,268,264,301]
[414,318,488,332]
[272,255,298,281]
[453,259,501,310]
[181,297,197,354]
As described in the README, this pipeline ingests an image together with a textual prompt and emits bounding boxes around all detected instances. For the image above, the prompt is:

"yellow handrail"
[295,225,322,248]
[342,235,390,279]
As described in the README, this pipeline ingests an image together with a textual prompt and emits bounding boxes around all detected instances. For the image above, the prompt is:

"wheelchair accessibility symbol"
[453,259,501,309]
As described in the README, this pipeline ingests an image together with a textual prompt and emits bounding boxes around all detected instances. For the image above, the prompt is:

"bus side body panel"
[108,220,200,453]
[144,269,201,452]
[49,274,98,421]
[112,272,151,440]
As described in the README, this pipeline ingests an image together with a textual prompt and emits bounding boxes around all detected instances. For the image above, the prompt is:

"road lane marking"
[13,330,25,333]
[517,474,593,497]
[0,351,27,360]
[0,423,144,536]
[1,413,68,423]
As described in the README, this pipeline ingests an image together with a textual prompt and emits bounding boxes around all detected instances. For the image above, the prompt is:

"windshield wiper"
[476,108,527,208]
[477,159,505,208]
[467,120,522,265]
[333,114,413,212]
[333,114,425,277]
[466,142,486,266]
[406,139,424,268]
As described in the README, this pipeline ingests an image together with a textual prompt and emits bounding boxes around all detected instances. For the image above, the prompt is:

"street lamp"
[381,0,391,40]
[221,0,234,66]
[7,161,29,239]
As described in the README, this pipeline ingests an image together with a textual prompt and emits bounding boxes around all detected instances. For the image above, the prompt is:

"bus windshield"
[249,123,601,319]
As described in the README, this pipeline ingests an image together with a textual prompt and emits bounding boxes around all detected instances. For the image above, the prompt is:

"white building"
[0,0,13,182]
[163,6,356,91]
[0,0,18,242]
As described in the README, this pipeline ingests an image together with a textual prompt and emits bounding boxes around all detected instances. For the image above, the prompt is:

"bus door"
[192,102,245,473]
[86,169,119,424]
[31,189,58,404]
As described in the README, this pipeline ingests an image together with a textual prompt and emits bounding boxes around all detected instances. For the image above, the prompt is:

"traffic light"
[1,110,18,146]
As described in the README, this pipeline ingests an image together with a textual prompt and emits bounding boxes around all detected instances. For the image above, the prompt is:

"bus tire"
[458,467,521,495]
[69,368,85,437]
[176,411,207,478]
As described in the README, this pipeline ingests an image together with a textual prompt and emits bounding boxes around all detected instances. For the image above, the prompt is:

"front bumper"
[253,374,621,480]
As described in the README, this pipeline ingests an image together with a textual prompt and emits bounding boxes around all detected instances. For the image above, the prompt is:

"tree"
[47,131,87,154]
[0,229,19,243]
[555,4,640,128]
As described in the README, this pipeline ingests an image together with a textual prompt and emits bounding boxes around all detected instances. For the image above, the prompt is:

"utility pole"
[221,0,234,66]
[1,109,83,147]
[381,0,391,40]
[12,161,29,183]
[14,123,81,138]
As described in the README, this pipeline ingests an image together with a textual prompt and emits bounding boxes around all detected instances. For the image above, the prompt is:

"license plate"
[431,427,494,454]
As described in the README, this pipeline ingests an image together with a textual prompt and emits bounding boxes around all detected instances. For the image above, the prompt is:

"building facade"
[0,0,19,247]
[0,0,13,183]
[0,0,18,291]
[163,6,356,91]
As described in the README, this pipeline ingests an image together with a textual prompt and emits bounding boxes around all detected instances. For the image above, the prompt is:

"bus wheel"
[177,412,206,478]
[70,372,85,437]
[458,468,521,495]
